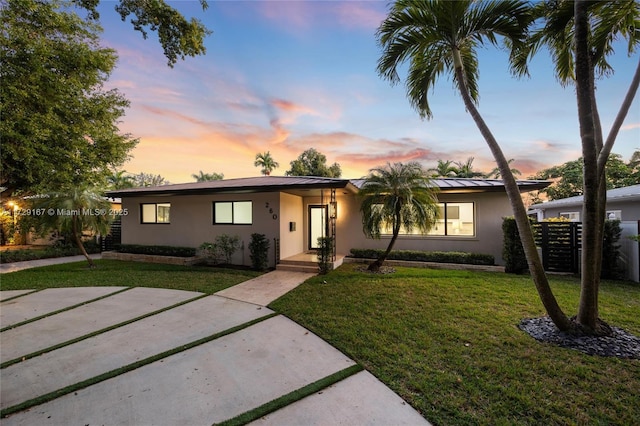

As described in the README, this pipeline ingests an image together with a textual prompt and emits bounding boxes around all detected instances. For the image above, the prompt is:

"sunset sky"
[96,1,639,184]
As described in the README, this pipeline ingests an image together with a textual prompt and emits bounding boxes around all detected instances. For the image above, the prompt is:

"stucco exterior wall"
[120,192,282,267]
[336,192,512,266]
[537,200,640,222]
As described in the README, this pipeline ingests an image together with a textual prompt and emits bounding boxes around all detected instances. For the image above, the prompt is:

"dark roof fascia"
[107,179,355,198]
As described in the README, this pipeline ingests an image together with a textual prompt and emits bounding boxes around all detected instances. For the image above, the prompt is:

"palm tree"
[192,171,224,182]
[254,151,279,176]
[29,186,113,268]
[428,159,457,177]
[487,158,522,179]
[514,0,639,333]
[107,170,134,190]
[377,0,574,331]
[453,157,485,178]
[359,162,439,272]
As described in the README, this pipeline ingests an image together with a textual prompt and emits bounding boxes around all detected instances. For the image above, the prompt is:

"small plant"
[248,233,270,271]
[317,236,334,275]
[200,234,240,264]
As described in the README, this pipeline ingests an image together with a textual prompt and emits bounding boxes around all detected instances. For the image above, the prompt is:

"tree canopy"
[73,0,211,67]
[531,152,640,200]
[1,0,138,195]
[285,148,342,178]
[254,151,279,176]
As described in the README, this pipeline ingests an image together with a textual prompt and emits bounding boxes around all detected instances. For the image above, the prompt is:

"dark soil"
[519,316,640,359]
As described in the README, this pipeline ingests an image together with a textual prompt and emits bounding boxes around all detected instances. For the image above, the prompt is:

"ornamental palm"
[254,151,279,176]
[514,0,640,333]
[377,0,573,330]
[359,162,439,272]
[428,159,457,177]
[29,186,113,268]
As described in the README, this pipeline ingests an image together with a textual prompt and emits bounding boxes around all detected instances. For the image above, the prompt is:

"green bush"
[317,236,333,275]
[602,219,623,279]
[502,217,529,274]
[0,242,101,263]
[349,248,494,266]
[248,233,270,271]
[116,244,196,257]
[199,234,240,264]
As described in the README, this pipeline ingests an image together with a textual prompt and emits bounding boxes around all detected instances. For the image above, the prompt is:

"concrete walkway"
[0,257,429,425]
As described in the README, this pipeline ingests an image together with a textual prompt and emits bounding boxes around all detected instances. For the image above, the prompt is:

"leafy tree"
[132,173,169,187]
[1,0,138,195]
[359,162,439,272]
[73,0,211,67]
[28,186,113,267]
[453,157,486,178]
[531,153,638,200]
[254,151,279,176]
[428,160,457,177]
[285,148,342,178]
[191,171,224,182]
[377,0,575,331]
[107,170,135,190]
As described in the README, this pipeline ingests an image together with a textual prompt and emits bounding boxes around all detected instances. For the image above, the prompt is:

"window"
[427,202,475,236]
[213,201,252,224]
[379,202,475,237]
[141,203,170,223]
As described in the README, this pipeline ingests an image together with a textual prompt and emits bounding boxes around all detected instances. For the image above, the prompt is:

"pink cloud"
[622,122,640,131]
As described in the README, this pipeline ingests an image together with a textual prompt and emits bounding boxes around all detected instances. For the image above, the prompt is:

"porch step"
[276,263,319,273]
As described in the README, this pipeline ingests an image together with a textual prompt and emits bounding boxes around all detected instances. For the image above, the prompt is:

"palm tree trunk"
[574,0,602,332]
[369,212,402,272]
[452,49,572,331]
[72,217,95,268]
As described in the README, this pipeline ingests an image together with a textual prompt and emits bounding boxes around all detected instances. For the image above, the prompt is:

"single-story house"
[107,176,549,269]
[528,184,640,282]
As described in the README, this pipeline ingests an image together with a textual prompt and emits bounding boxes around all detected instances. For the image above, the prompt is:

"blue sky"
[96,1,639,183]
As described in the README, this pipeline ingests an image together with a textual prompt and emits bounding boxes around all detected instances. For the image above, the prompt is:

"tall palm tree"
[359,162,439,272]
[377,0,573,331]
[428,159,457,177]
[254,151,279,176]
[514,0,639,333]
[29,186,113,268]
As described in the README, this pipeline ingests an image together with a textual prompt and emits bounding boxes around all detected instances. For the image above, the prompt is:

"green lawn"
[1,260,638,425]
[269,264,640,426]
[0,260,262,294]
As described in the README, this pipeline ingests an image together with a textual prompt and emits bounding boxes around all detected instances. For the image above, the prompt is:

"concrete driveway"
[0,268,429,425]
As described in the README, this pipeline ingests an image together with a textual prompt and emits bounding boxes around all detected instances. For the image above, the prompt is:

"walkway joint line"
[0,312,279,419]
[0,292,209,369]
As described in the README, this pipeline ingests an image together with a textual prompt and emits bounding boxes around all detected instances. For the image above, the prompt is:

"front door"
[308,205,327,250]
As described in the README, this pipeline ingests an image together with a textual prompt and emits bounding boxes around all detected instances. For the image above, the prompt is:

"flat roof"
[529,184,640,209]
[107,176,551,197]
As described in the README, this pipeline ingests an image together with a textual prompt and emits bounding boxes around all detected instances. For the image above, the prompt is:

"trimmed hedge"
[115,244,196,258]
[349,248,494,266]
[0,242,101,263]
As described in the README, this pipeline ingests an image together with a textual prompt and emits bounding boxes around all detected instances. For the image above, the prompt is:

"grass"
[2,260,638,424]
[269,264,640,426]
[0,260,262,294]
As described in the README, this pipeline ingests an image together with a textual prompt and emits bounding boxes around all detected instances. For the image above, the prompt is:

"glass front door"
[308,205,327,250]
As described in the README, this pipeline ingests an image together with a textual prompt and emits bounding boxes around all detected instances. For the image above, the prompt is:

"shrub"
[116,244,196,257]
[0,243,101,263]
[349,248,494,266]
[602,219,623,279]
[248,233,270,271]
[317,236,333,275]
[199,234,240,264]
[502,216,529,274]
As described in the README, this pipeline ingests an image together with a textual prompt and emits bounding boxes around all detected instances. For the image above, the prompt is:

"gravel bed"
[519,316,640,359]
